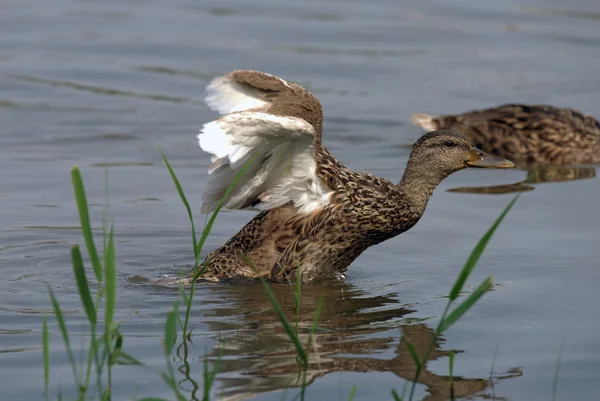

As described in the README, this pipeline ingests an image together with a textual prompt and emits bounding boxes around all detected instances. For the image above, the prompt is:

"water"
[1,0,600,400]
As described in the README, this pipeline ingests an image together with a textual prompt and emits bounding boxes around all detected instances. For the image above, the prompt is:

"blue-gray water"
[1,0,600,400]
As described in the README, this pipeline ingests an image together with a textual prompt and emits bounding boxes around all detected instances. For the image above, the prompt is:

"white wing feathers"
[197,75,332,215]
[204,76,269,114]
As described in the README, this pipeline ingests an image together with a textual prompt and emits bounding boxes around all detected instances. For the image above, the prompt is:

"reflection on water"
[8,74,199,104]
[170,283,521,401]
[447,165,596,195]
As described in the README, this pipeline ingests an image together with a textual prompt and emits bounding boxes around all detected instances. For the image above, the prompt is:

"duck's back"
[412,104,600,164]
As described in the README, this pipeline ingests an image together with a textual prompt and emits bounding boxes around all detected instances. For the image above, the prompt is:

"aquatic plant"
[43,166,142,401]
[398,193,519,400]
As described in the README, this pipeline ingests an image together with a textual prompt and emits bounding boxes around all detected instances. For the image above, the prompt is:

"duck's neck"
[396,159,450,213]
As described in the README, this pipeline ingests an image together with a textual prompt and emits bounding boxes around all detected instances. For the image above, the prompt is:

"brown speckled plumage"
[411,104,600,165]
[190,70,514,283]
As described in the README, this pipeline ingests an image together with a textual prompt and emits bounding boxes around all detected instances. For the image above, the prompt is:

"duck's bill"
[466,148,515,169]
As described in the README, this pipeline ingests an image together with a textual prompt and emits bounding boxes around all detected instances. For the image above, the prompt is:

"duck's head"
[409,130,515,177]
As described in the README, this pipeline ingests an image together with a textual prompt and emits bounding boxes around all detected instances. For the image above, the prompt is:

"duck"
[189,70,514,283]
[411,104,600,165]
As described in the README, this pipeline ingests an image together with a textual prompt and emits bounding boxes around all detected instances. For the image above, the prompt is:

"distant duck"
[189,70,514,283]
[411,104,600,165]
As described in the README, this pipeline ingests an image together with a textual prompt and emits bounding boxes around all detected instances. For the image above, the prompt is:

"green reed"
[42,166,145,401]
[448,350,455,401]
[347,385,357,401]
[42,314,50,396]
[163,154,324,401]
[397,193,520,401]
[552,336,566,401]
[257,271,324,401]
[160,149,255,342]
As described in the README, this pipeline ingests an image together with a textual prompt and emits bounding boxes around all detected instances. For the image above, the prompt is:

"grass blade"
[401,336,421,370]
[347,385,357,401]
[42,314,49,395]
[552,336,566,401]
[310,296,325,337]
[180,156,255,337]
[294,266,301,334]
[306,295,325,361]
[237,252,308,365]
[71,245,96,324]
[71,166,102,282]
[391,389,403,401]
[162,152,254,340]
[440,277,493,333]
[489,343,499,399]
[449,350,455,401]
[104,226,116,330]
[449,194,519,301]
[48,287,80,387]
[115,351,144,366]
[181,261,207,337]
[160,150,199,265]
[178,284,190,306]
[164,302,179,356]
[203,346,223,401]
[163,302,186,401]
[258,275,307,365]
[194,156,255,263]
[108,323,123,365]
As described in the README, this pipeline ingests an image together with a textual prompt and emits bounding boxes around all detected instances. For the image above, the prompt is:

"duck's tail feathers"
[410,113,439,131]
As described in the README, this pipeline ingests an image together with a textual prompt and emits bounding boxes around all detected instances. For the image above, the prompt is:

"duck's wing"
[205,69,324,139]
[198,70,331,215]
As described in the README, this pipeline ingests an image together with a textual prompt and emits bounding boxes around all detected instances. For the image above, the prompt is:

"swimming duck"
[190,70,514,282]
[411,104,600,165]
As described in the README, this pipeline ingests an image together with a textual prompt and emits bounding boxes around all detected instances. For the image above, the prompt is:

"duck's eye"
[445,140,455,147]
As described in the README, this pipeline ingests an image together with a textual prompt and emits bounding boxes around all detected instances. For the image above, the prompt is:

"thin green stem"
[407,301,452,400]
[160,150,199,266]
[82,291,103,392]
[552,336,566,401]
[295,266,301,334]
[449,350,455,401]
[48,287,81,391]
[181,156,255,338]
[42,315,49,396]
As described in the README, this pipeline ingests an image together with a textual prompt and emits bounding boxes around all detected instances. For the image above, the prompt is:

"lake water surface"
[1,0,600,400]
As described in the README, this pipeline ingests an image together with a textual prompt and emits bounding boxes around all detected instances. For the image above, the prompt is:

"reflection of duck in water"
[175,283,521,401]
[446,164,596,195]
[411,104,598,194]
[189,70,514,283]
[411,104,600,165]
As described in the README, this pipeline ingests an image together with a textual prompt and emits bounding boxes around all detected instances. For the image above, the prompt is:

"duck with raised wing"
[411,104,600,165]
[190,70,514,283]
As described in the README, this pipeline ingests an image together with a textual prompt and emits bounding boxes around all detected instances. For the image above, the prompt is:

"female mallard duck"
[411,104,600,165]
[190,70,514,283]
